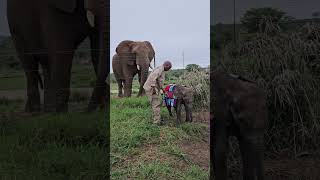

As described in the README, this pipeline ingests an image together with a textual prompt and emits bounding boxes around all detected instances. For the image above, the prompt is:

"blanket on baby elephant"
[162,84,177,107]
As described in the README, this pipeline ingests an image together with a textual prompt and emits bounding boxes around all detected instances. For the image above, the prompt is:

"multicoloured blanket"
[162,84,177,107]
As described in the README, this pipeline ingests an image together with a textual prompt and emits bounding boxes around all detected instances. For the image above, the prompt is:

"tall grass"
[216,20,320,155]
[176,69,210,111]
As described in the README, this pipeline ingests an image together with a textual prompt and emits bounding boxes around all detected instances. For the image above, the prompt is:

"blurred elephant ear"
[49,0,77,13]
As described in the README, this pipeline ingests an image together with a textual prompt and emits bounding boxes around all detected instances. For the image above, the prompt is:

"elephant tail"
[37,72,44,90]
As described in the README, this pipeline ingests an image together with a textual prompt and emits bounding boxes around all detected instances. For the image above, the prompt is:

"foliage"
[240,7,293,33]
[185,64,201,72]
[216,19,320,155]
[176,69,210,110]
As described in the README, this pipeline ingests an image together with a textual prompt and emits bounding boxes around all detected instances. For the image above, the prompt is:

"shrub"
[176,69,210,111]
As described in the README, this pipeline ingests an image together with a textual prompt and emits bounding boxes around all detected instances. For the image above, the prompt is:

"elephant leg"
[239,134,256,180]
[117,79,123,97]
[252,133,265,180]
[184,102,193,122]
[49,52,74,112]
[212,119,229,180]
[137,72,145,97]
[124,77,133,97]
[24,62,41,112]
[12,35,40,112]
[39,57,52,112]
[176,100,182,126]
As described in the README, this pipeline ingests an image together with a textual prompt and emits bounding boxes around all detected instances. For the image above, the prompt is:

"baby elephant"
[211,71,268,180]
[162,84,193,125]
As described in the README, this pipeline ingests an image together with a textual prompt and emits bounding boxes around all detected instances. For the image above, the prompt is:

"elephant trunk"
[138,64,149,96]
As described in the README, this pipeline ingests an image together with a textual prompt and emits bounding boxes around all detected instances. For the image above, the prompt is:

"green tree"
[240,7,293,33]
[185,64,201,72]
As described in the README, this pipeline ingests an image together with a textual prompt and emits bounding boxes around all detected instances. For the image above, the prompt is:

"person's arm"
[149,68,161,94]
[158,73,165,89]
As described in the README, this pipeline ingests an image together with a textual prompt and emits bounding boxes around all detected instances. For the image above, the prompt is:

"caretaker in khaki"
[143,61,172,125]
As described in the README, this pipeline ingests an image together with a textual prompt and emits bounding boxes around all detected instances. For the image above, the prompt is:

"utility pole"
[182,51,185,69]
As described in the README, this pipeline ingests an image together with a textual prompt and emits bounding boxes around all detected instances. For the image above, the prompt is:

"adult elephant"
[112,40,155,97]
[7,0,109,112]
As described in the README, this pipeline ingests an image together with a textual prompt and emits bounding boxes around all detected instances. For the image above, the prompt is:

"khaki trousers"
[145,89,161,123]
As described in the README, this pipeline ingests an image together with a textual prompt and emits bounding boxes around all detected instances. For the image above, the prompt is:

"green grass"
[0,64,95,90]
[111,96,209,179]
[0,102,108,179]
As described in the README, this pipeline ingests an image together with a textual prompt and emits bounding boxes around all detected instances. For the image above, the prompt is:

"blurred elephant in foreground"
[211,71,268,180]
[112,40,155,97]
[163,84,193,126]
[7,0,109,112]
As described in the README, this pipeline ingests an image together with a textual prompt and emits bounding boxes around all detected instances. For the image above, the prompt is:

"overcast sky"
[212,0,320,24]
[111,0,210,70]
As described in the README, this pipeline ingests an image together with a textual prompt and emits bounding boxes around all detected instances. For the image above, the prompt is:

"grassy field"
[0,63,108,179]
[0,101,108,179]
[0,64,96,90]
[110,96,209,179]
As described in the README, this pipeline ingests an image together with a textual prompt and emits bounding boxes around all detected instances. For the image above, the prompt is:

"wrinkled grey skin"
[165,85,193,126]
[112,40,155,97]
[7,0,108,112]
[211,71,268,180]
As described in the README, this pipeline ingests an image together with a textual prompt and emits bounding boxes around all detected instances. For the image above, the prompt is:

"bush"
[176,69,209,111]
[216,20,320,154]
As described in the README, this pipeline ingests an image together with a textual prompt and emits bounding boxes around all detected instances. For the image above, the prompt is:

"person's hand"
[160,89,164,95]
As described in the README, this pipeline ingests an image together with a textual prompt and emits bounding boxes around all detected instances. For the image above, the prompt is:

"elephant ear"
[50,0,77,13]
[144,41,155,61]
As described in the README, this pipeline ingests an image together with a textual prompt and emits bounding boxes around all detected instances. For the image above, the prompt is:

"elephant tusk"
[86,11,95,27]
[149,64,153,69]
[137,65,140,70]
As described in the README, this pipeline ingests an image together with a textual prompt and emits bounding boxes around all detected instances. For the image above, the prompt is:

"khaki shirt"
[143,65,165,92]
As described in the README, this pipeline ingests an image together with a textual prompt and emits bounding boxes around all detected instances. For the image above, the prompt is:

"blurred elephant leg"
[240,133,265,180]
[49,47,74,112]
[239,135,256,180]
[12,35,40,112]
[254,134,265,180]
[212,118,229,180]
[39,56,52,112]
